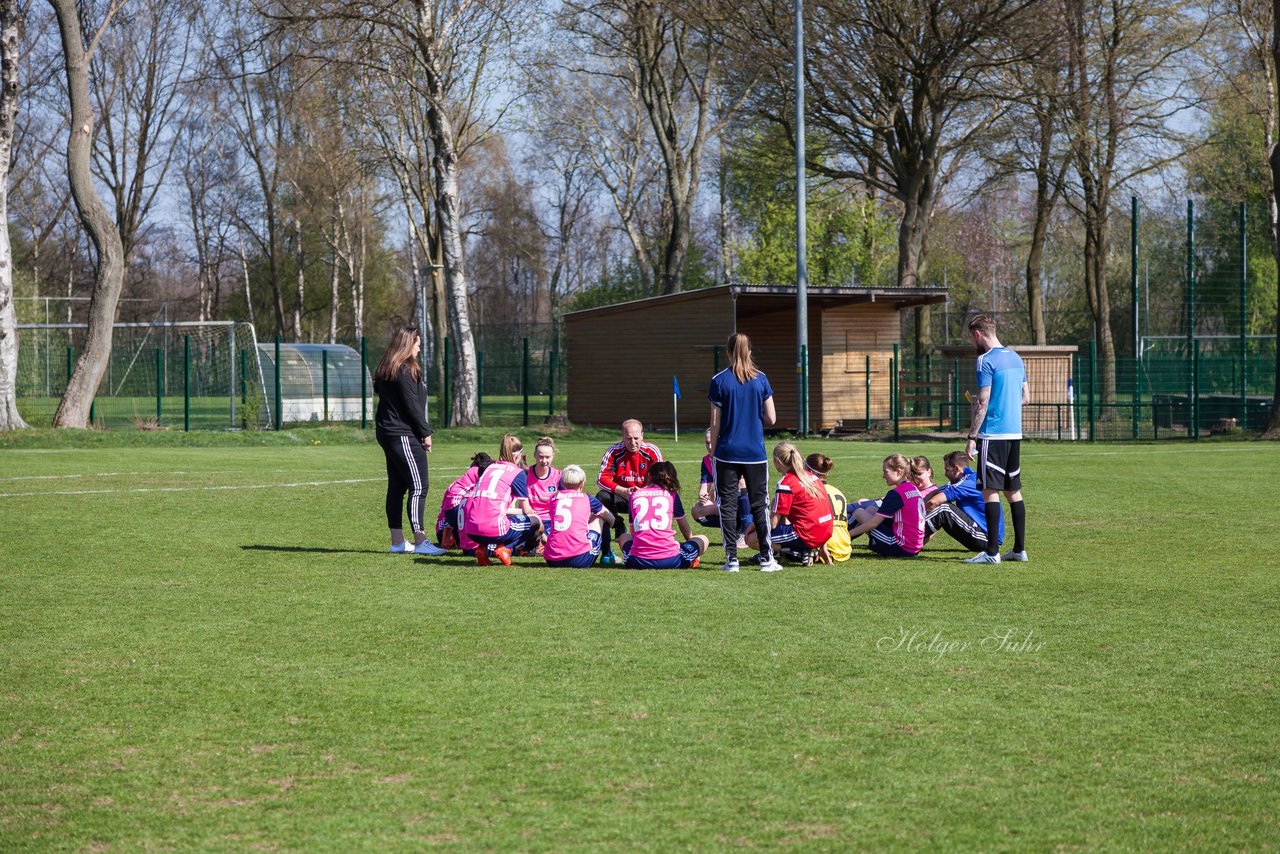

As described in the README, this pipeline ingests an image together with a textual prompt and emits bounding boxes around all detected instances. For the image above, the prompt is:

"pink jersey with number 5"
[627,485,681,560]
[544,490,598,562]
[463,461,522,539]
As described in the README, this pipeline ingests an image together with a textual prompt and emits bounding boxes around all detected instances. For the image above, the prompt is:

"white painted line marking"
[0,477,384,499]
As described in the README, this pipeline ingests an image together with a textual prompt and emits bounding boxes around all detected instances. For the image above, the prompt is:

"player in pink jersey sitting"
[435,452,489,553]
[615,461,709,570]
[461,435,543,566]
[525,436,562,554]
[543,464,616,568]
[849,453,926,558]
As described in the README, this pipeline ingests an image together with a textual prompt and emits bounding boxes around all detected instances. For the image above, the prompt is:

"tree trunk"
[328,245,339,344]
[1025,208,1049,346]
[1266,140,1280,436]
[660,201,690,295]
[0,0,26,430]
[424,90,478,425]
[50,0,127,429]
[293,214,305,340]
[327,205,340,343]
[238,232,256,329]
[354,213,366,341]
[1082,196,1118,405]
[1266,0,1280,437]
[898,182,934,354]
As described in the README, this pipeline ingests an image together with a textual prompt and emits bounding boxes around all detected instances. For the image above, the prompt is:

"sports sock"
[984,502,1002,556]
[1010,499,1026,553]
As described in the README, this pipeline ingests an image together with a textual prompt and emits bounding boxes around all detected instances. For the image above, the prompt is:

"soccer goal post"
[14,320,272,430]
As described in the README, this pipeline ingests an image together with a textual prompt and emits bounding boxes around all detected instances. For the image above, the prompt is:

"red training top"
[596,441,663,493]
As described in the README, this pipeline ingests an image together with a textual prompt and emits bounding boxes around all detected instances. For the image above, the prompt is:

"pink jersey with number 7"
[463,461,522,539]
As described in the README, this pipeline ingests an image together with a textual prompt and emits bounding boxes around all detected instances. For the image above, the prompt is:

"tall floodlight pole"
[795,0,809,435]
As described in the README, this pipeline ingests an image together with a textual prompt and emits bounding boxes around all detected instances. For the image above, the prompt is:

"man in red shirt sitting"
[595,419,664,565]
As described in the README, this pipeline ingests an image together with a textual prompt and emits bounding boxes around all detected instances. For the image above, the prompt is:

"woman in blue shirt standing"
[708,332,777,573]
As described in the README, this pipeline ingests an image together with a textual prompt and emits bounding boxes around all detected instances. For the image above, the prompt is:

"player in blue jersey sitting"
[923,450,1004,555]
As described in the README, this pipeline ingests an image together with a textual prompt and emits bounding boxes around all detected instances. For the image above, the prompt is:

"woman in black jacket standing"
[374,327,446,556]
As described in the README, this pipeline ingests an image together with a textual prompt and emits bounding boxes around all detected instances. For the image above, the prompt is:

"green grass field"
[2,428,1278,851]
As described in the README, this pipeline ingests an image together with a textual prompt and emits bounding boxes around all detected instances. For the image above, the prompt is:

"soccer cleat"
[390,541,414,554]
[721,559,740,573]
[441,528,457,549]
[600,551,619,567]
[757,554,783,573]
[414,540,448,556]
[690,556,700,569]
[475,547,491,566]
[963,552,1001,564]
[494,546,513,566]
[1001,550,1029,562]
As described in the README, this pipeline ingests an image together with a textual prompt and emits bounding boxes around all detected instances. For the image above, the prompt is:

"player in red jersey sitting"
[595,419,663,565]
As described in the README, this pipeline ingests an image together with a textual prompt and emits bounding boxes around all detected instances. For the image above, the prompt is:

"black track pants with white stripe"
[924,503,988,553]
[379,433,430,534]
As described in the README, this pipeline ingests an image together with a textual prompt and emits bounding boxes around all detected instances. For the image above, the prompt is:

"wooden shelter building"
[563,284,947,431]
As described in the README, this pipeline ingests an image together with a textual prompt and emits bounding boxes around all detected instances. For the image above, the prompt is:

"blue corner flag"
[673,376,681,399]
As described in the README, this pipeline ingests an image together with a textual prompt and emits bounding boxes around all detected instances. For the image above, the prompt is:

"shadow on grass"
[241,544,381,555]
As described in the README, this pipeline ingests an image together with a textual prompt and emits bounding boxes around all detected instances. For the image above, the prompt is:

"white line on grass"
[0,477,385,499]
[0,444,1246,498]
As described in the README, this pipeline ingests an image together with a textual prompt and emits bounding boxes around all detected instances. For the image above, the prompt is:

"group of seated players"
[431,421,1002,569]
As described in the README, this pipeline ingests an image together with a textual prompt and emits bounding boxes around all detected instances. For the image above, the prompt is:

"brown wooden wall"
[734,308,823,431]
[565,291,735,429]
[818,303,902,429]
[567,292,916,431]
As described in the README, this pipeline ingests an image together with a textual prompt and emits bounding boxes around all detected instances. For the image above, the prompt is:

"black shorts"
[977,439,1022,492]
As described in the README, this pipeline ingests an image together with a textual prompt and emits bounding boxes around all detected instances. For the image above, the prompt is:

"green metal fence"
[879,346,1275,441]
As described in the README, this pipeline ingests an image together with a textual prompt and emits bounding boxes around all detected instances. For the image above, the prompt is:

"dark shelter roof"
[561,283,949,321]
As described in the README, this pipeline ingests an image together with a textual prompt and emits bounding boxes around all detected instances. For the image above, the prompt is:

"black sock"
[984,502,1002,556]
[1010,500,1025,553]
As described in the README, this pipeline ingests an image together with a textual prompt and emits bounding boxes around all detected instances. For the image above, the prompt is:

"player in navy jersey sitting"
[595,419,664,565]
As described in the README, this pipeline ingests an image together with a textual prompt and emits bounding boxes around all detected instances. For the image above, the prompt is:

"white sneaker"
[390,541,414,554]
[722,559,740,573]
[414,540,448,556]
[962,552,1001,564]
[757,555,783,573]
[1001,550,1028,562]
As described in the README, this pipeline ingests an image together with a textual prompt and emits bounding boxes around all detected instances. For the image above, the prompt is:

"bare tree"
[205,2,294,336]
[1062,0,1205,404]
[980,10,1072,345]
[0,0,28,429]
[89,0,194,263]
[275,0,532,426]
[48,0,126,428]
[740,0,1037,351]
[177,116,240,322]
[557,0,757,295]
[1267,0,1280,436]
[533,61,662,295]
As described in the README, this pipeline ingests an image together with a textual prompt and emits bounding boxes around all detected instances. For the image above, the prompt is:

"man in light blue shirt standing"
[962,315,1029,565]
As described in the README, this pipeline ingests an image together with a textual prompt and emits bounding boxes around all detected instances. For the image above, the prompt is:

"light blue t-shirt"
[976,347,1025,439]
[708,369,774,464]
